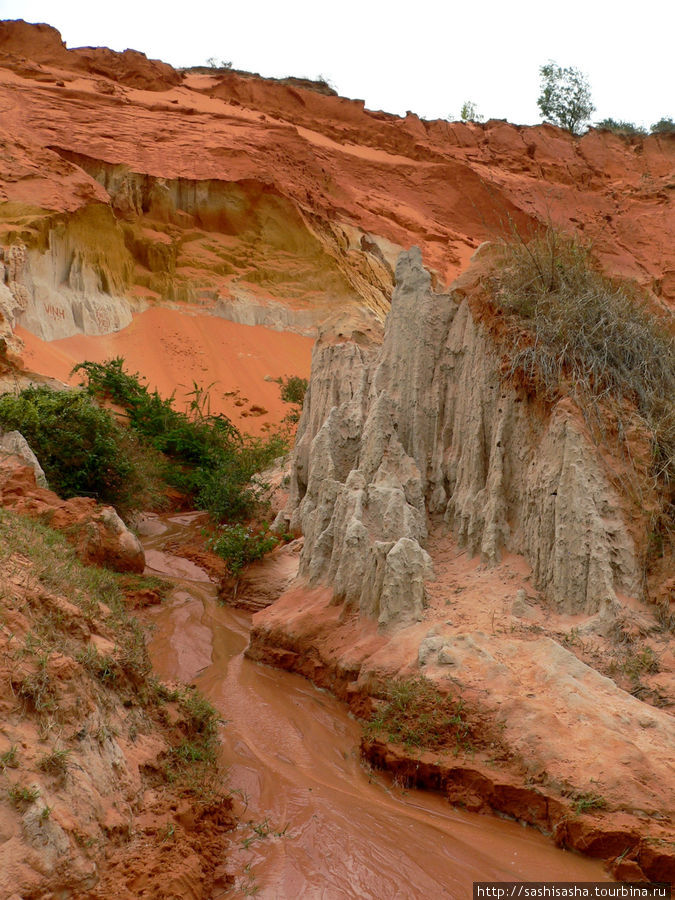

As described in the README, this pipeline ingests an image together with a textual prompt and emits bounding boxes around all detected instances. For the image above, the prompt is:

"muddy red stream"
[142,513,611,898]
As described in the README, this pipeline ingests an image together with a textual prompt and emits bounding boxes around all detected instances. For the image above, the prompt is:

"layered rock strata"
[1,18,673,370]
[1,236,132,341]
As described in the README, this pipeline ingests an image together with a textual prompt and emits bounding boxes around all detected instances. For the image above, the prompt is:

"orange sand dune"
[17,307,312,435]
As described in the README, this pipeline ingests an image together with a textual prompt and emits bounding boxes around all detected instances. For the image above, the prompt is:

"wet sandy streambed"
[141,513,610,898]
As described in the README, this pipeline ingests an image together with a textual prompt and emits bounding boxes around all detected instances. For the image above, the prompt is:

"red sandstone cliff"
[0,18,673,310]
[0,19,672,420]
[0,21,674,886]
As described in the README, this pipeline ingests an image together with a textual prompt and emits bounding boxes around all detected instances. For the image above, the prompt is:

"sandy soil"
[17,306,313,433]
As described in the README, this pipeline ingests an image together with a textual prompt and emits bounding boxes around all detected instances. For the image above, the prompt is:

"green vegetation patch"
[0,508,228,808]
[572,790,607,815]
[651,117,675,134]
[7,785,40,808]
[364,676,483,754]
[210,522,278,575]
[596,118,647,136]
[0,746,19,770]
[276,374,308,407]
[0,386,137,505]
[38,749,71,779]
[275,374,308,425]
[74,358,287,521]
[161,687,223,795]
[0,509,148,688]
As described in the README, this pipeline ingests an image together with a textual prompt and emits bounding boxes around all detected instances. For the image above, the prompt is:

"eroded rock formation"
[0,19,672,884]
[277,248,641,625]
[1,235,133,341]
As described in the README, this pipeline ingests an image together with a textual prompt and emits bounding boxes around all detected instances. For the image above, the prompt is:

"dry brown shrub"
[488,227,675,537]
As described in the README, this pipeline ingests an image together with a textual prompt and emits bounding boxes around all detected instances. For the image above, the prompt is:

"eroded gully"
[141,513,610,899]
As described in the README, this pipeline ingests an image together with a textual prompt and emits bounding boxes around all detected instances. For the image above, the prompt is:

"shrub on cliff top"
[596,118,647,136]
[651,117,675,134]
[460,101,483,123]
[489,227,675,496]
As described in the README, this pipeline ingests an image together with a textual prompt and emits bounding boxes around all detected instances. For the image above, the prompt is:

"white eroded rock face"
[1,243,132,341]
[277,248,640,626]
[214,295,320,336]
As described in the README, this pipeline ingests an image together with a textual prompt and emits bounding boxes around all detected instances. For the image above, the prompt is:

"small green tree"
[537,62,595,135]
[460,101,483,123]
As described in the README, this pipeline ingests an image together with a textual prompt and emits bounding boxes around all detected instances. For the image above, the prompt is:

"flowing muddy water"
[142,513,611,898]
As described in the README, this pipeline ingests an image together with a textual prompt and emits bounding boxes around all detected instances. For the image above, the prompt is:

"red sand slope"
[17,307,312,434]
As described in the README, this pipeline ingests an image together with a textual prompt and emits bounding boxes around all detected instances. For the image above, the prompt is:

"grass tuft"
[8,784,40,808]
[0,746,19,770]
[572,790,607,814]
[160,687,223,796]
[364,676,480,753]
[38,749,71,779]
[1,510,154,707]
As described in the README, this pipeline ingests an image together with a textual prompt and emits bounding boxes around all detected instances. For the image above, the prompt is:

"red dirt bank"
[246,579,675,883]
[0,18,673,308]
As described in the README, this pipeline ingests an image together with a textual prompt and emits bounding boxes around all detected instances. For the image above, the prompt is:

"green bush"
[195,430,287,521]
[651,117,675,134]
[275,374,308,426]
[73,359,240,463]
[196,463,262,522]
[210,523,278,575]
[276,374,308,407]
[596,118,646,136]
[74,358,288,522]
[0,386,133,504]
[0,359,288,531]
